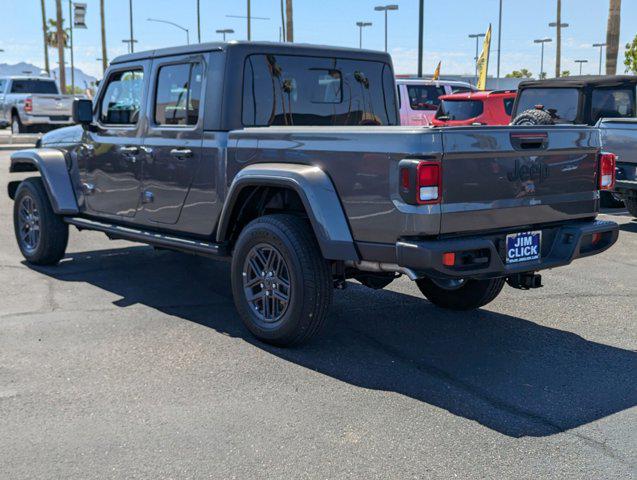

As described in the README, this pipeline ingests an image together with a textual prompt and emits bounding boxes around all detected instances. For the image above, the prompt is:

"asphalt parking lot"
[0,148,635,479]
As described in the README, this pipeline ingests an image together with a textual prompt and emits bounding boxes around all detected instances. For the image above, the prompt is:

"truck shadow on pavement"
[27,245,637,439]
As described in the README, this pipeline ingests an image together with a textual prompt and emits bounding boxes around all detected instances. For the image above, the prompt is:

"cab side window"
[591,87,636,122]
[154,63,203,126]
[99,69,144,125]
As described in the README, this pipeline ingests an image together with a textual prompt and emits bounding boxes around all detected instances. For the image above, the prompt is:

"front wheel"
[13,177,69,265]
[231,214,333,347]
[416,277,505,310]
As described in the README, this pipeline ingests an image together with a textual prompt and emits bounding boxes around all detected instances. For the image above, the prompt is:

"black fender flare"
[217,163,359,262]
[9,149,79,215]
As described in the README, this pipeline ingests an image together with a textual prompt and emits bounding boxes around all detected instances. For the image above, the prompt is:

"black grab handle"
[510,132,548,150]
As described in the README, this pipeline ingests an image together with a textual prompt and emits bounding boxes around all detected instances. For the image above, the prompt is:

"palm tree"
[55,0,66,92]
[40,0,50,74]
[285,0,293,42]
[100,0,108,74]
[605,0,622,75]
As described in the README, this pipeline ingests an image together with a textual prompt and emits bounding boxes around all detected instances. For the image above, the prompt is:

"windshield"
[437,99,484,120]
[515,88,579,123]
[407,84,446,110]
[10,79,59,94]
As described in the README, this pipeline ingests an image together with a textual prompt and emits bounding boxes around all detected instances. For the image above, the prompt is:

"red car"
[431,90,517,126]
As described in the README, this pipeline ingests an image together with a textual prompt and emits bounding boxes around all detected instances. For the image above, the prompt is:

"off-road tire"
[625,197,637,218]
[600,191,624,209]
[13,177,69,265]
[511,109,555,126]
[416,277,506,311]
[231,214,333,347]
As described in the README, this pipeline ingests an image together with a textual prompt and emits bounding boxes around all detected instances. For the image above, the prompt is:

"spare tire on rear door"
[511,108,555,126]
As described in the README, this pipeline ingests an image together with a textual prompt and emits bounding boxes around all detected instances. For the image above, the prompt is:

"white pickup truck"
[0,76,76,133]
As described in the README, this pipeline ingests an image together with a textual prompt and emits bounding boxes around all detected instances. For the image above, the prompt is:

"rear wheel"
[231,214,333,346]
[625,197,637,218]
[13,177,69,265]
[600,191,624,209]
[416,277,505,310]
[11,114,27,134]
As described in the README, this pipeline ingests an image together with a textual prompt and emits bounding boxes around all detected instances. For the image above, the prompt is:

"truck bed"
[228,125,601,244]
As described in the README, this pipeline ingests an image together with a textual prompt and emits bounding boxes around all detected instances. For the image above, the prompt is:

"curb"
[0,144,35,151]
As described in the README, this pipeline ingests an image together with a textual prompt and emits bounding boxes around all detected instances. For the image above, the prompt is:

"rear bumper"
[395,220,619,279]
[21,114,72,126]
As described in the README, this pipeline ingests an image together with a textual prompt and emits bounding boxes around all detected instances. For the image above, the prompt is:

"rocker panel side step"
[64,217,227,257]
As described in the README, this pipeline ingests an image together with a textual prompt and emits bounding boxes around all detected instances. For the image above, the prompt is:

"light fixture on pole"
[216,29,234,41]
[468,33,486,84]
[374,4,398,53]
[534,38,552,79]
[225,14,270,41]
[148,18,190,44]
[355,21,372,49]
[592,42,606,75]
[574,59,588,75]
[121,39,138,54]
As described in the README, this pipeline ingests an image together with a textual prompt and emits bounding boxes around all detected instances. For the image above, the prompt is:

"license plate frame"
[506,230,542,264]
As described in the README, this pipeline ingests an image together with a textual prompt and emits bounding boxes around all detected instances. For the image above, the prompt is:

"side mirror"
[72,99,93,125]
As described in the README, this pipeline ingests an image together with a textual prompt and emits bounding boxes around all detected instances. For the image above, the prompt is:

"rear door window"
[407,84,446,110]
[99,69,144,125]
[154,62,203,126]
[503,97,515,116]
[438,100,484,120]
[591,87,635,122]
[10,79,59,94]
[242,54,397,126]
[515,88,579,123]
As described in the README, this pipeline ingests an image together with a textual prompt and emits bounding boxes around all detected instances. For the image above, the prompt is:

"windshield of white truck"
[10,80,59,94]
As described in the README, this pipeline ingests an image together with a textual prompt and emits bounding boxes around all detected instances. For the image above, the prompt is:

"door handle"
[170,148,193,158]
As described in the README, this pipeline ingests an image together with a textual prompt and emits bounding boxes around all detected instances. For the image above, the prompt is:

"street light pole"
[592,43,606,75]
[374,4,398,53]
[147,18,190,44]
[575,59,588,75]
[196,0,201,43]
[496,0,502,85]
[129,0,135,53]
[68,0,75,93]
[417,0,424,78]
[356,22,372,49]
[468,33,485,85]
[549,0,568,77]
[534,38,552,79]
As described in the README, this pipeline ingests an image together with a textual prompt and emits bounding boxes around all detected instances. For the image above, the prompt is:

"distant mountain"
[0,63,98,90]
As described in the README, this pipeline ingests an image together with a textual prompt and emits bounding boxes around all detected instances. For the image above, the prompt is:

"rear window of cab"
[437,99,484,121]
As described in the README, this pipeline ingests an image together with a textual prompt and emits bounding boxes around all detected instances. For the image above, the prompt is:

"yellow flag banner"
[432,61,441,80]
[476,24,492,90]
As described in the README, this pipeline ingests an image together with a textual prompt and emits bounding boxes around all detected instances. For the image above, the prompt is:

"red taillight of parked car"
[24,97,33,113]
[417,162,441,204]
[599,152,616,190]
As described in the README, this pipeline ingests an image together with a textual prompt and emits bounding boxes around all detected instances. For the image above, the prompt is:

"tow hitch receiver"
[507,273,543,290]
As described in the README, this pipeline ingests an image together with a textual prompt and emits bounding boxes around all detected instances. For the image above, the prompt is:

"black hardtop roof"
[111,41,392,65]
[518,75,636,89]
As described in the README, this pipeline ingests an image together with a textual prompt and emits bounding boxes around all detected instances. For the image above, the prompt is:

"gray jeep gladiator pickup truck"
[511,75,637,215]
[8,42,619,346]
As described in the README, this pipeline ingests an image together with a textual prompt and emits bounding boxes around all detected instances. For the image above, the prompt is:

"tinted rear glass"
[591,87,635,122]
[154,62,202,126]
[407,84,446,110]
[437,100,484,120]
[515,88,579,123]
[503,97,515,116]
[10,79,58,94]
[242,54,397,126]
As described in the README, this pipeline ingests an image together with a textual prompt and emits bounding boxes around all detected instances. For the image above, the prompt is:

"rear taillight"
[417,162,441,204]
[24,97,33,113]
[398,159,442,205]
[599,152,616,190]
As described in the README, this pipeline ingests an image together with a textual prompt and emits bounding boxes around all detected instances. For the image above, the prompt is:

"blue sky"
[1,0,635,79]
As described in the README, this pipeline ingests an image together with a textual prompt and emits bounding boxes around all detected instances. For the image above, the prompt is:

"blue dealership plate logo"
[506,231,541,264]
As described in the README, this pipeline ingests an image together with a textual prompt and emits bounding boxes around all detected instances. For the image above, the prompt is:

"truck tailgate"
[440,126,600,234]
[31,95,73,116]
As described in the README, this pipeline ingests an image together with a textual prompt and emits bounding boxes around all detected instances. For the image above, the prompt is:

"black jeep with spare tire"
[7,42,619,346]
